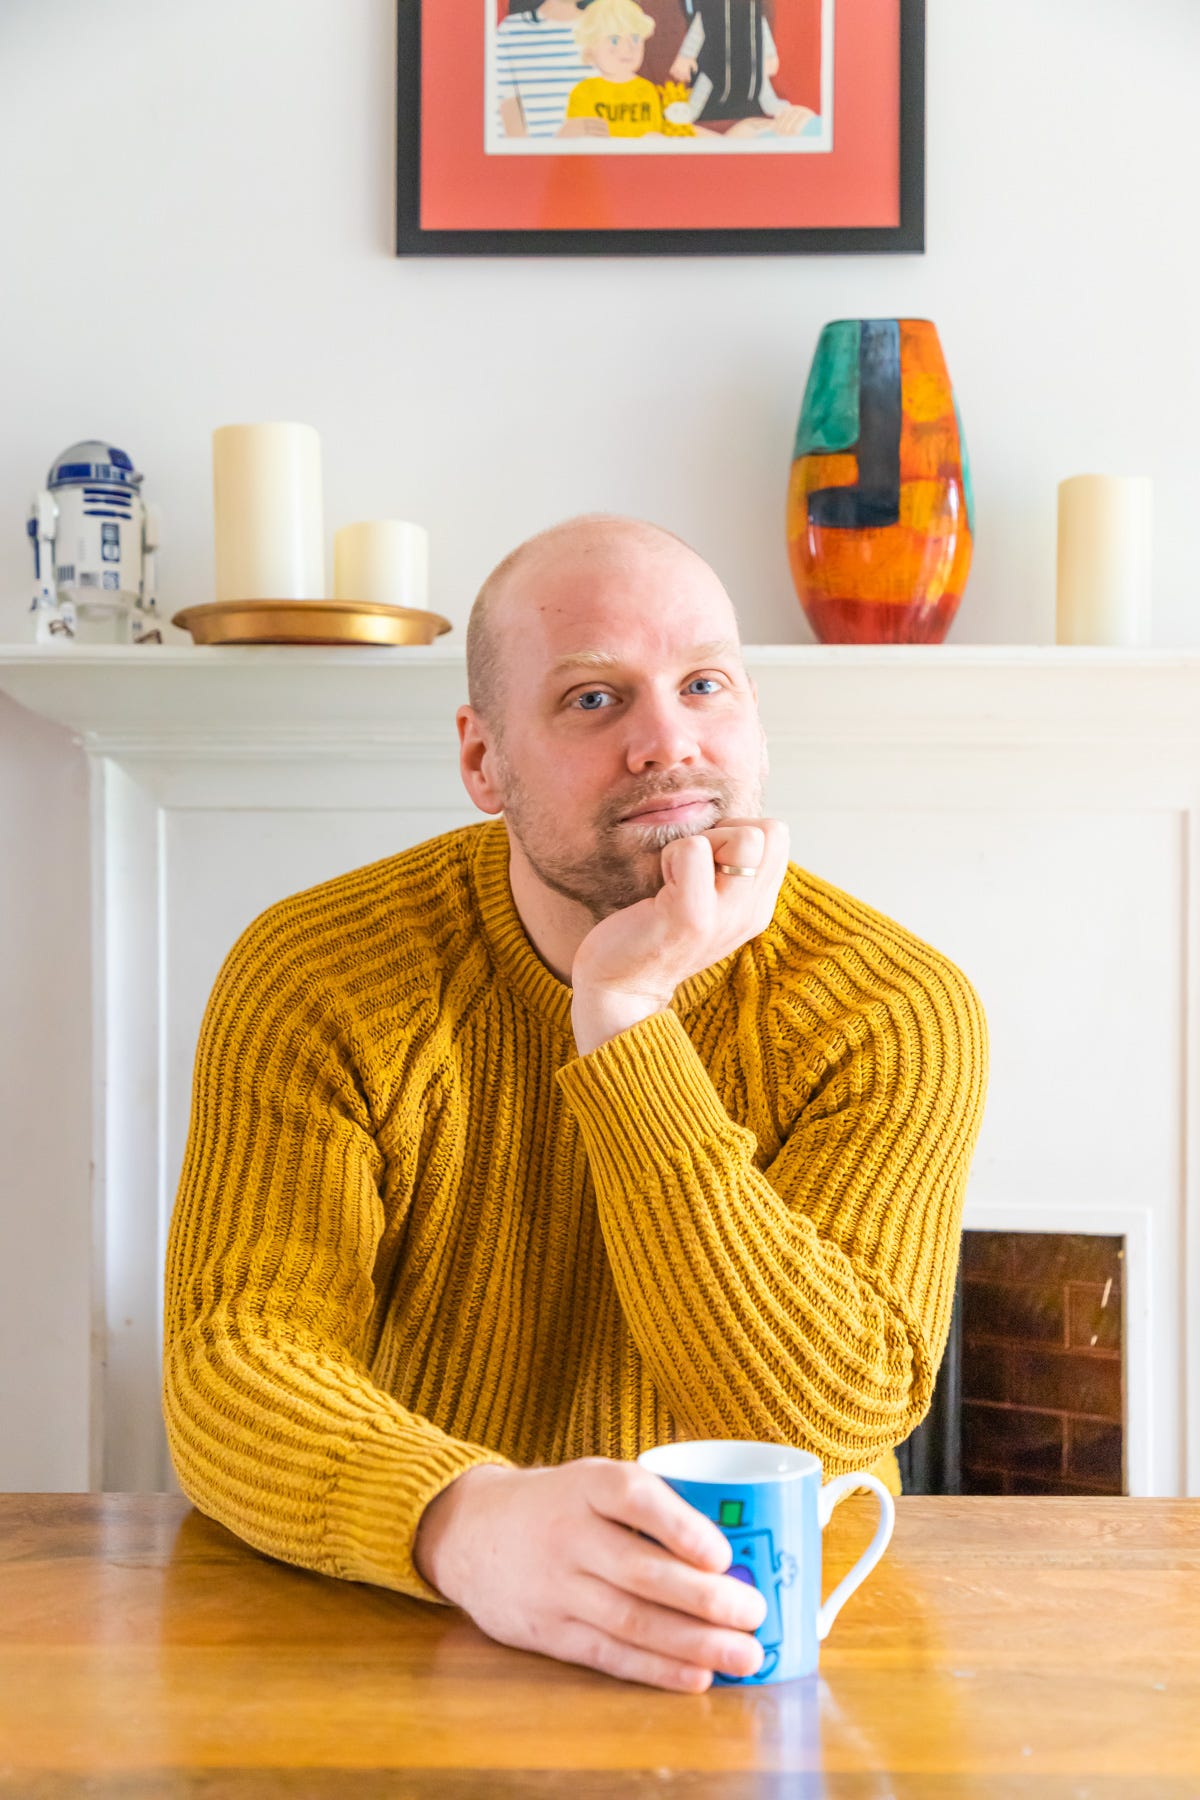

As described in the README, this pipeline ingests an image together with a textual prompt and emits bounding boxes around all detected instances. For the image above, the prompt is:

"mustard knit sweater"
[163,818,988,1606]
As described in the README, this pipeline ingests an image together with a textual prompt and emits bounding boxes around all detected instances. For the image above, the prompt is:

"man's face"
[485,535,768,923]
[586,32,646,79]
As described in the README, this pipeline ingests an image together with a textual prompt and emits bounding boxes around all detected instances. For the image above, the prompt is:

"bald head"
[465,514,733,741]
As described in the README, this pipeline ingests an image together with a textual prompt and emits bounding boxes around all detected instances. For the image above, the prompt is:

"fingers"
[554,1617,715,1692]
[694,818,790,885]
[707,817,786,853]
[660,821,789,941]
[585,1459,730,1571]
[661,830,722,892]
[567,1571,766,1685]
[590,1515,768,1636]
[554,1464,762,1692]
[709,824,767,875]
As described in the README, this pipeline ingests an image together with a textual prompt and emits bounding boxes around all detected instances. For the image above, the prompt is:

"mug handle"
[815,1472,896,1642]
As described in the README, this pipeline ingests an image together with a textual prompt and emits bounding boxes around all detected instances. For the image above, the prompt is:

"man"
[162,516,988,1694]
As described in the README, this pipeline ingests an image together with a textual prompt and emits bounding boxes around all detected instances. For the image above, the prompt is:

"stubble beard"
[496,745,768,925]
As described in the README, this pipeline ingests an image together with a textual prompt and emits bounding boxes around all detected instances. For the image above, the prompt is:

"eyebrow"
[547,638,743,678]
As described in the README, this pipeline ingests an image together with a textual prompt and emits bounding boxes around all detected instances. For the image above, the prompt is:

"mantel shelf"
[4,642,1200,754]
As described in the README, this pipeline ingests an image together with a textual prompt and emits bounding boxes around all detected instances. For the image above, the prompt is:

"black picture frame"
[395,0,925,257]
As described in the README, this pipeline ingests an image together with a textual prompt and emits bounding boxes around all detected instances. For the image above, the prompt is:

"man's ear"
[456,705,506,818]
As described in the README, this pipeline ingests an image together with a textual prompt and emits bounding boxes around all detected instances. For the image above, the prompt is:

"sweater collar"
[470,818,740,1034]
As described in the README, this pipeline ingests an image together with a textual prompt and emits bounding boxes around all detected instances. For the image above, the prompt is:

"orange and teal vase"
[787,318,974,644]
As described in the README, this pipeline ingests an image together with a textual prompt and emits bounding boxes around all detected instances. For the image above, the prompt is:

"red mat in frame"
[395,0,925,255]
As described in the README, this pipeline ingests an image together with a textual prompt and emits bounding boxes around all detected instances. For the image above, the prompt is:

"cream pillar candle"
[1056,474,1153,646]
[333,520,429,610]
[212,423,325,602]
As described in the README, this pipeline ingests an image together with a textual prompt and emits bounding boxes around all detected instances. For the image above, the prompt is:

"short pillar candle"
[333,520,429,611]
[212,423,325,603]
[1056,474,1153,646]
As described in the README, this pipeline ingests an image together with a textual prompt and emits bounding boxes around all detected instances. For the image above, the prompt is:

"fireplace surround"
[0,642,1194,1498]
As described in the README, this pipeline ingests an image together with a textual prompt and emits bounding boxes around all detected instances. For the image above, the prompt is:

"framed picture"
[396,0,924,256]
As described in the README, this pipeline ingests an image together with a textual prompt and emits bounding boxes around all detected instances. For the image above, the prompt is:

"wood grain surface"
[1,1493,1197,1798]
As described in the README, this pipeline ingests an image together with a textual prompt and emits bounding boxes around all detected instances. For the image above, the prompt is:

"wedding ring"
[715,863,757,878]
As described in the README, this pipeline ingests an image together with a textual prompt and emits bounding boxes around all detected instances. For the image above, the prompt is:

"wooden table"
[2,1493,1197,1797]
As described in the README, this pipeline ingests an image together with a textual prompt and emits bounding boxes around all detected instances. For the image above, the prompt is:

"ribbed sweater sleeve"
[161,910,516,1605]
[554,945,988,1474]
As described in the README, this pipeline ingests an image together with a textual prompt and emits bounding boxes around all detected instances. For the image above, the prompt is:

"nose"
[623,688,704,773]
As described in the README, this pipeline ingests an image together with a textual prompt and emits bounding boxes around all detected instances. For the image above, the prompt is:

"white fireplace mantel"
[3,642,1197,1500]
[6,642,1200,755]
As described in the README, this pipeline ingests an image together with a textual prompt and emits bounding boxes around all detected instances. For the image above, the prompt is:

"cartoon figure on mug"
[712,1494,799,1684]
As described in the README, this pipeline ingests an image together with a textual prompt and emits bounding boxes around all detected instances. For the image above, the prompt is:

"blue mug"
[637,1439,895,1684]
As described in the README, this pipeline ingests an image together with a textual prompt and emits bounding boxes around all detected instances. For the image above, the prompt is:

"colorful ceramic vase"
[787,318,974,644]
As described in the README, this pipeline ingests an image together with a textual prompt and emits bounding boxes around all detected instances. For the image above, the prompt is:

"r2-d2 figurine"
[27,440,163,644]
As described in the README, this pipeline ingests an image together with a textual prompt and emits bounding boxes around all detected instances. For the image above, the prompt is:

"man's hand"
[570,818,790,1055]
[669,53,698,81]
[413,1459,767,1692]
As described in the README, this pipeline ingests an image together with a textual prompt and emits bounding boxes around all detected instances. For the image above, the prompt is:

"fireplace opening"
[894,1230,1125,1496]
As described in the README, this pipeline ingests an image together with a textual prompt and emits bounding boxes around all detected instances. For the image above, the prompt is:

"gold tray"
[171,598,453,647]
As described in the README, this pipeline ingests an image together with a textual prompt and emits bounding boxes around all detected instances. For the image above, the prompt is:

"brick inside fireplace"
[895,1230,1126,1495]
[960,1230,1124,1494]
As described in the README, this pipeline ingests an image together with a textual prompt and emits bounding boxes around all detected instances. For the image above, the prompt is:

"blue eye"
[575,690,612,710]
[689,677,721,693]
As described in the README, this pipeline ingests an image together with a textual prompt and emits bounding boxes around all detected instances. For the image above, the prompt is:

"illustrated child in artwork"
[566,0,696,137]
[669,0,815,134]
[496,1,607,140]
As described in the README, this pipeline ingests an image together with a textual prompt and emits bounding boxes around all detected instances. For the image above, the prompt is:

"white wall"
[2,0,1198,1489]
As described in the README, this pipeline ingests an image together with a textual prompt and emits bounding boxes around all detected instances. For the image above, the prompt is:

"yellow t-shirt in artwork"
[567,76,664,136]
